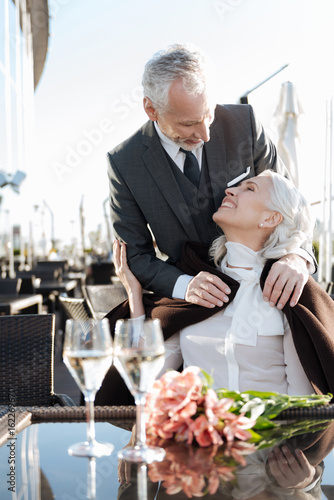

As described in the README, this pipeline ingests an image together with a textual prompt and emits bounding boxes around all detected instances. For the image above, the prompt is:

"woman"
[112,170,333,497]
[96,171,334,404]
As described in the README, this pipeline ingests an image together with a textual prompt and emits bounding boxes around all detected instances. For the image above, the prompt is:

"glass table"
[0,406,334,499]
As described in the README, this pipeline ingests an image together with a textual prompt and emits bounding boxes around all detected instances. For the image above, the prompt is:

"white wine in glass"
[114,318,166,463]
[63,318,114,458]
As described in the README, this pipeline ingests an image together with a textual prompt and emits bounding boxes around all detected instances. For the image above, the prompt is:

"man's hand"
[185,271,231,308]
[262,254,309,310]
[268,446,316,489]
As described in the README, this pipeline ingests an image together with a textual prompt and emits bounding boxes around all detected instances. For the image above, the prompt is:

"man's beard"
[167,135,203,152]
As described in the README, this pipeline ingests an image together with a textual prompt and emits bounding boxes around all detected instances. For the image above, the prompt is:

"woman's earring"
[259,222,264,228]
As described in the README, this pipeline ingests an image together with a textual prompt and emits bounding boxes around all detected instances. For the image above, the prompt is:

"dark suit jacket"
[107,104,283,297]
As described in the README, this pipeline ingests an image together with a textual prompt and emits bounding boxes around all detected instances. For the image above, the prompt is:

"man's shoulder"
[209,104,256,144]
[214,103,253,122]
[107,120,155,158]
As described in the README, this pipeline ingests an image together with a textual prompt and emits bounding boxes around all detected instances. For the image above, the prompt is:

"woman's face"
[213,173,274,238]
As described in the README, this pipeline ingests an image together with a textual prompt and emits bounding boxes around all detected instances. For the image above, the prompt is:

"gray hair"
[142,44,207,113]
[210,170,315,266]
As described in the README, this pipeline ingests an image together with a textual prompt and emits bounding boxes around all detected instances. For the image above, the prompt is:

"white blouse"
[162,242,314,395]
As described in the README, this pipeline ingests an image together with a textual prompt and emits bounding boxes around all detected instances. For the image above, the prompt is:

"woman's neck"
[225,237,262,252]
[223,230,268,253]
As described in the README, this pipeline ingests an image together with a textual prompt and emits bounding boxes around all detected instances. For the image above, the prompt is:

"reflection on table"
[0,421,131,499]
[0,410,334,499]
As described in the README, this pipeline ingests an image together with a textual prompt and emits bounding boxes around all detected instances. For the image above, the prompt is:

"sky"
[3,0,334,251]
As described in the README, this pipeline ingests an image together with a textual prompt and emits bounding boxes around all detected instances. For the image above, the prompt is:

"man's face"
[144,79,215,151]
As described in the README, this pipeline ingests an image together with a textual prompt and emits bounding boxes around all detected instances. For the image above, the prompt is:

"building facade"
[0,0,49,180]
[0,0,49,271]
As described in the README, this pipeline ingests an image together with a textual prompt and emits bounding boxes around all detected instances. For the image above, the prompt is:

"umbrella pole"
[328,99,333,283]
[323,98,333,283]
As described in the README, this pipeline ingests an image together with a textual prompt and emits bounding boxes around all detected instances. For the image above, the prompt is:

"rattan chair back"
[90,262,115,284]
[37,260,69,273]
[0,314,59,406]
[0,278,22,295]
[82,284,127,318]
[59,295,94,322]
[18,275,37,295]
[32,266,62,282]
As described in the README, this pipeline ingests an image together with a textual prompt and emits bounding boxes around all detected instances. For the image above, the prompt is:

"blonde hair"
[209,170,315,267]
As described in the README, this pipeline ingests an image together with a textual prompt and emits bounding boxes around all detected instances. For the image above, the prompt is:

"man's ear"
[263,211,283,228]
[143,97,158,121]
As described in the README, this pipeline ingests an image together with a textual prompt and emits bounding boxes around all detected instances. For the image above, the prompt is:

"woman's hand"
[113,240,145,318]
[113,240,142,296]
[117,425,136,485]
[267,445,316,489]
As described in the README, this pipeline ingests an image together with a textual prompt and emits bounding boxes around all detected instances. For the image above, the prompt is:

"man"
[107,44,314,311]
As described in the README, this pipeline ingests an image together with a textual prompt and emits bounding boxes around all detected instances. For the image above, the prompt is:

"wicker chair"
[90,261,115,284]
[58,295,94,322]
[18,275,38,295]
[0,278,22,294]
[82,284,128,319]
[0,314,76,407]
[32,267,63,282]
[37,260,69,273]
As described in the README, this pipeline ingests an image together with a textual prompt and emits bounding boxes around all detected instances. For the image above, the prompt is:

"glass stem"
[85,394,96,444]
[134,393,147,448]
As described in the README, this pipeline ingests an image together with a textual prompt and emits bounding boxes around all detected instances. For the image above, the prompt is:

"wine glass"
[63,318,114,458]
[114,318,166,463]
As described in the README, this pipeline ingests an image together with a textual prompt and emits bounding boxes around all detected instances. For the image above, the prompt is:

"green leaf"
[251,419,332,449]
[215,388,332,422]
[200,369,214,390]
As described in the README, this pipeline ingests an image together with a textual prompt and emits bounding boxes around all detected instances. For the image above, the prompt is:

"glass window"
[9,0,17,82]
[11,89,18,171]
[0,1,5,65]
[0,73,6,170]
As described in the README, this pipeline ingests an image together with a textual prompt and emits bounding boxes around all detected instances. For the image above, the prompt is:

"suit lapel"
[204,109,228,211]
[142,121,200,241]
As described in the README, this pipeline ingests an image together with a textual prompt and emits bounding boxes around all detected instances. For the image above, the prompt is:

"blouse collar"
[223,241,266,274]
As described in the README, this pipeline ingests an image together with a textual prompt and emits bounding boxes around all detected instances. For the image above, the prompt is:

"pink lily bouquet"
[145,366,255,456]
[145,366,331,452]
[144,367,332,498]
